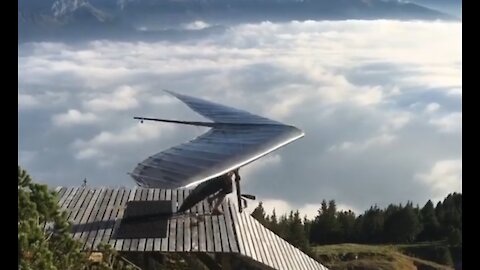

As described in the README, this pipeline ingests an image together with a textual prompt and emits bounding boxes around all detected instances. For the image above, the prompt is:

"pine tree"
[269,209,278,233]
[360,205,384,243]
[286,211,309,252]
[418,200,441,241]
[303,215,311,241]
[19,166,87,270]
[18,166,135,270]
[384,202,422,243]
[309,199,342,244]
[337,210,355,242]
[251,202,267,226]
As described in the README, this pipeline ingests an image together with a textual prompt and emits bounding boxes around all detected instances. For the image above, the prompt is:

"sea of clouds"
[18,19,461,217]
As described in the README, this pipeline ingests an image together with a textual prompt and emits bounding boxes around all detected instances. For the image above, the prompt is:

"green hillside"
[313,243,455,270]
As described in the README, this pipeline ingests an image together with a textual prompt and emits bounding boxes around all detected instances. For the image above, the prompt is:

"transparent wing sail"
[131,91,304,188]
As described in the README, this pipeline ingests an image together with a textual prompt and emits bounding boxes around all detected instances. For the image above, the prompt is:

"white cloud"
[425,102,440,113]
[390,114,411,130]
[380,112,411,132]
[329,133,395,153]
[72,122,176,161]
[19,150,37,165]
[52,109,98,127]
[353,86,383,106]
[253,199,292,217]
[447,88,462,96]
[84,85,139,111]
[147,95,177,105]
[76,148,101,160]
[18,93,40,109]
[183,21,211,30]
[415,159,462,202]
[268,89,308,119]
[429,112,462,133]
[241,154,282,183]
[19,91,70,110]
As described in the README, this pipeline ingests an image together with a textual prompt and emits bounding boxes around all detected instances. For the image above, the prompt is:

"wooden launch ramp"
[55,186,328,270]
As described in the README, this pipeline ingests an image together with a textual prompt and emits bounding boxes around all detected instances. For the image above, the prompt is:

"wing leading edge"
[130,91,304,188]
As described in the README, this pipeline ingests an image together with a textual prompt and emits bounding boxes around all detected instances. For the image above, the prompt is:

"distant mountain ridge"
[18,0,457,42]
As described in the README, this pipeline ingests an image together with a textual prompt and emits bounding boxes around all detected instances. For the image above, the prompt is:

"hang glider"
[130,90,304,189]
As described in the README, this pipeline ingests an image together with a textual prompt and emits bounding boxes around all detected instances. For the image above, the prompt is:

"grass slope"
[313,243,454,270]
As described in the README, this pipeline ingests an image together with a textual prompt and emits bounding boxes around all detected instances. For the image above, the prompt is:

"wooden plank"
[245,214,267,266]
[168,189,178,252]
[293,243,310,270]
[126,187,142,251]
[82,188,110,249]
[197,195,207,252]
[212,213,222,252]
[229,201,246,255]
[252,217,272,267]
[55,187,68,203]
[134,188,149,252]
[254,219,276,269]
[57,187,72,208]
[94,188,119,249]
[239,212,257,262]
[305,255,319,270]
[154,189,165,252]
[260,219,282,269]
[144,188,155,252]
[203,198,214,252]
[160,189,171,252]
[236,208,252,259]
[300,247,316,270]
[294,243,311,269]
[72,188,98,240]
[110,188,130,249]
[78,188,106,245]
[183,189,191,252]
[188,189,199,252]
[242,212,265,264]
[290,240,310,270]
[176,189,184,252]
[60,188,82,229]
[117,187,137,251]
[104,188,125,245]
[71,187,93,224]
[152,188,161,251]
[61,187,79,211]
[279,233,300,270]
[60,188,88,237]
[218,203,230,252]
[222,201,238,253]
[291,241,307,270]
[84,188,112,250]
[262,227,281,270]
[66,188,85,220]
[278,234,296,270]
[264,226,287,270]
[68,188,90,224]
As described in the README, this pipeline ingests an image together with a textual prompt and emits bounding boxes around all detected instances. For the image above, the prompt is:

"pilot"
[208,168,241,215]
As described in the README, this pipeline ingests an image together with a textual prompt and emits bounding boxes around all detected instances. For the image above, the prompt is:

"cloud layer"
[18,20,461,215]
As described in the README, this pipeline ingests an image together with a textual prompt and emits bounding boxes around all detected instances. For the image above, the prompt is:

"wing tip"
[162,89,180,97]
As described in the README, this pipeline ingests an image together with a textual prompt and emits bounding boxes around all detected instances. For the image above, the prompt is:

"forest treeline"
[251,193,462,253]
